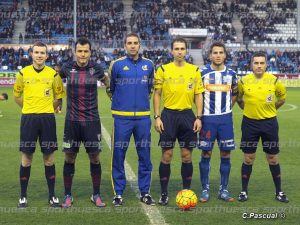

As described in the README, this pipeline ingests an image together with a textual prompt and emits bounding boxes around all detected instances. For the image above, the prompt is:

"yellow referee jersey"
[154,62,205,110]
[238,72,286,120]
[13,65,65,114]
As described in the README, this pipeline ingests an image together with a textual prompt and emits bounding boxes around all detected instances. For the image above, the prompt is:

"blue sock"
[199,157,211,190]
[220,157,231,191]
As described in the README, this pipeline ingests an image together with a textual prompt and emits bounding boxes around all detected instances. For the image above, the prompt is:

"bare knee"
[161,149,173,164]
[244,153,256,165]
[88,152,100,164]
[64,153,77,164]
[181,148,192,163]
[266,154,278,165]
[220,150,230,158]
[21,153,33,167]
[43,153,55,166]
[202,150,212,158]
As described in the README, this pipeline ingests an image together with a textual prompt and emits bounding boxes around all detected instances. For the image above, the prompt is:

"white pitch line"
[278,103,298,112]
[232,103,298,115]
[101,123,168,225]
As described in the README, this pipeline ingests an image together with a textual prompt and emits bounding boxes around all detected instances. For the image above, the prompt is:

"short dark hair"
[209,41,226,54]
[171,37,187,50]
[32,41,47,52]
[75,37,92,51]
[251,51,267,63]
[124,33,141,44]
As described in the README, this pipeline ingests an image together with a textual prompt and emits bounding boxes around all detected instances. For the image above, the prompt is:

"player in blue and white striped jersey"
[198,42,238,203]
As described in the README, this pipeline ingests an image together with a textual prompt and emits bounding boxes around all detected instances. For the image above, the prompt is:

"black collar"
[33,65,45,73]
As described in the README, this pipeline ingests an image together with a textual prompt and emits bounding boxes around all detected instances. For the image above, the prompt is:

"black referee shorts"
[240,116,279,155]
[20,113,58,154]
[159,108,197,150]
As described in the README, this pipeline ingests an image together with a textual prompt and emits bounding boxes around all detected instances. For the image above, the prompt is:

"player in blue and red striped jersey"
[198,42,238,202]
[59,37,111,208]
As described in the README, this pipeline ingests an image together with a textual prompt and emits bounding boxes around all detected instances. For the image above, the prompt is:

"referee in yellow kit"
[153,38,204,205]
[13,42,65,208]
[237,52,288,203]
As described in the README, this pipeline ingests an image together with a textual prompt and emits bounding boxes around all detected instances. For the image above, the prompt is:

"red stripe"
[64,176,73,188]
[79,69,85,121]
[92,175,101,186]
[20,176,28,181]
[70,70,75,121]
[48,175,56,180]
[89,77,93,120]
[186,176,192,180]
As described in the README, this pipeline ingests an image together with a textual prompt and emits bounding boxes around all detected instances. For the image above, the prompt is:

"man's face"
[171,42,187,62]
[32,46,47,66]
[75,43,91,66]
[124,36,140,58]
[210,46,226,66]
[252,56,267,77]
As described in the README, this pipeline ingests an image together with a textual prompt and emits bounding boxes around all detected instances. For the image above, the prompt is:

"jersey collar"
[210,64,227,72]
[126,54,142,64]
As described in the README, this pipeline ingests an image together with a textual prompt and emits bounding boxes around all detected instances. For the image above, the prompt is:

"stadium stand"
[25,0,126,43]
[0,0,18,41]
[0,46,194,70]
[130,0,237,42]
[0,0,299,75]
[1,44,299,74]
[238,0,297,44]
[202,48,300,74]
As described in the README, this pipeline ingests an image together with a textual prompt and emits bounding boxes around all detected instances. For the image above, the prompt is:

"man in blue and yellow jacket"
[109,33,155,206]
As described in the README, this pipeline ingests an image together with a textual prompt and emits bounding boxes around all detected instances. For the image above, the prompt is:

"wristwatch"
[196,115,202,120]
[154,115,160,120]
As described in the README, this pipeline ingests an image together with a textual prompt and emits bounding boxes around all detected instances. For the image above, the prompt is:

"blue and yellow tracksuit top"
[108,54,154,119]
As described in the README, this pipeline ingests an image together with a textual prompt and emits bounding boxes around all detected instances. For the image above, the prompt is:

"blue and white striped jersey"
[201,64,238,123]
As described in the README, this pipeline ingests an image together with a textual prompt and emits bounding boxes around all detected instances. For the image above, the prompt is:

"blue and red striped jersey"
[60,61,105,121]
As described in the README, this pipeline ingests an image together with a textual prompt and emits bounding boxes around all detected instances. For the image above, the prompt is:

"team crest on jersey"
[266,94,273,103]
[89,68,95,75]
[70,68,77,73]
[222,75,231,83]
[187,82,193,90]
[44,88,51,97]
[142,65,148,71]
[123,66,129,70]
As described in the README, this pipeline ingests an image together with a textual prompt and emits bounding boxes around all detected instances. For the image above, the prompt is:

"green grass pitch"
[0,87,299,225]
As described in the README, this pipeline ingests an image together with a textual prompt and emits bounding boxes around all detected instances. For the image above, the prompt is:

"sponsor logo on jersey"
[205,84,231,92]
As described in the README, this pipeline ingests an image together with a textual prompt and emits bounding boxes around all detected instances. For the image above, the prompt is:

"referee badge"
[187,82,193,90]
[89,68,95,76]
[44,88,51,97]
[266,94,273,103]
